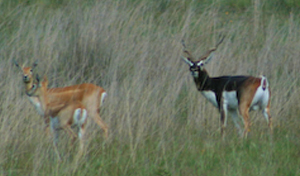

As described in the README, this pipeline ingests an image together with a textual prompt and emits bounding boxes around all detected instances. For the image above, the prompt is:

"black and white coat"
[181,40,272,138]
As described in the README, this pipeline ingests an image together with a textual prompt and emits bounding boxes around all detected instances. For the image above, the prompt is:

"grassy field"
[1,0,300,175]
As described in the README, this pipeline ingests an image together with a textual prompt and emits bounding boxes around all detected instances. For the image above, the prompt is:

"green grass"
[3,128,300,175]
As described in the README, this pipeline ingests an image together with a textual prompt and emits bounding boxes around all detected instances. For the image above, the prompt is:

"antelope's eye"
[196,62,204,67]
[30,69,33,72]
[196,61,203,67]
[32,84,36,89]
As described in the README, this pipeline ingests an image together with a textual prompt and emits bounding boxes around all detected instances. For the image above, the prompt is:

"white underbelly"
[222,91,239,109]
[201,90,239,110]
[200,84,270,111]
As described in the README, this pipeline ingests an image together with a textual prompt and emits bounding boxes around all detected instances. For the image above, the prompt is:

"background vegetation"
[1,0,300,175]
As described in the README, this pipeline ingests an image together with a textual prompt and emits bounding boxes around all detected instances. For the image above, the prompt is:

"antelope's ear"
[13,59,20,67]
[43,75,48,84]
[13,60,23,71]
[31,83,37,90]
[36,74,40,82]
[196,60,205,67]
[42,75,48,88]
[181,56,194,66]
[35,74,42,88]
[32,60,38,68]
[43,75,48,82]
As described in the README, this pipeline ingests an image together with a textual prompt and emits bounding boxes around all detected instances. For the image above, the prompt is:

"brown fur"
[14,62,108,138]
[27,76,87,161]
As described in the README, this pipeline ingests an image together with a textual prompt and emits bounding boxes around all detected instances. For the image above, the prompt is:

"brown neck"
[38,88,48,114]
[24,81,34,92]
[25,82,48,113]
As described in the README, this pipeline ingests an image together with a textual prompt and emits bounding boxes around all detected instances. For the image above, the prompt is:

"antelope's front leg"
[263,107,272,135]
[50,117,62,161]
[43,115,51,136]
[220,96,228,140]
[92,112,108,139]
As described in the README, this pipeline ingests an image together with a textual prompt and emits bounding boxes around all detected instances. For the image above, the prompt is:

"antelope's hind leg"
[93,112,108,139]
[263,107,272,134]
[220,96,228,140]
[229,110,243,137]
[77,109,87,158]
[239,104,250,138]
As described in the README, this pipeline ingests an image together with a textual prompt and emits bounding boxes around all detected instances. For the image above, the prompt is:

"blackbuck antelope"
[27,75,87,161]
[14,60,108,138]
[181,38,272,138]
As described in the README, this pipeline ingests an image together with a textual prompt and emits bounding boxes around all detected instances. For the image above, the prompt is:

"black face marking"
[189,64,200,77]
[189,65,197,71]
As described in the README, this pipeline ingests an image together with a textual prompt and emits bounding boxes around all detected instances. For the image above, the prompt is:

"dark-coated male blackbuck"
[181,37,272,138]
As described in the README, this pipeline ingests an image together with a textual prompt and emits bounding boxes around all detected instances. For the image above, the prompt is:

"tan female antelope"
[27,75,87,161]
[14,60,108,138]
[181,37,272,138]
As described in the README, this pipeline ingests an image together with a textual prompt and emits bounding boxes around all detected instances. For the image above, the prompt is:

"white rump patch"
[73,108,81,123]
[73,108,87,125]
[100,92,107,107]
[81,109,87,123]
[250,77,270,110]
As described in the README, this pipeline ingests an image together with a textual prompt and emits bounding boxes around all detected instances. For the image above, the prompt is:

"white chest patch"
[201,91,218,108]
[28,96,44,116]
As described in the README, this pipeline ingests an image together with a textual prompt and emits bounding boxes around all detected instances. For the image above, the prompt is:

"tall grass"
[1,0,300,175]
